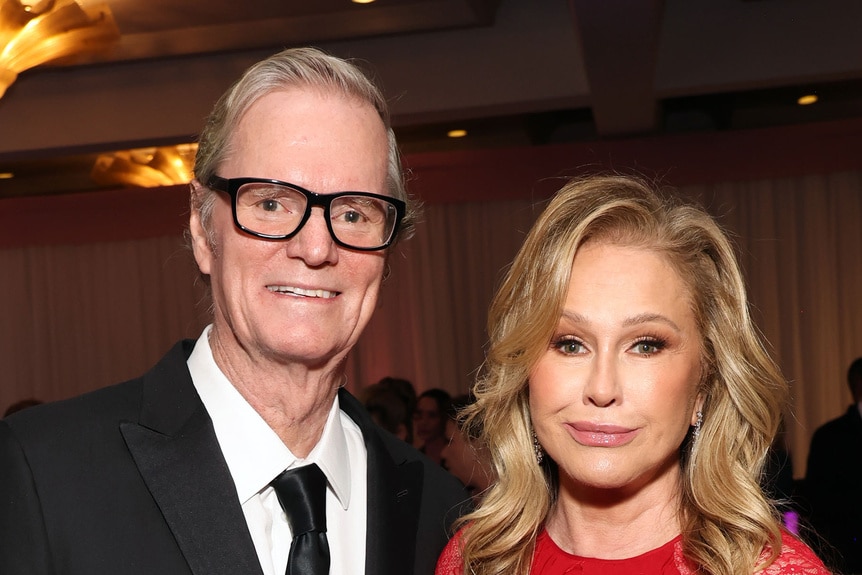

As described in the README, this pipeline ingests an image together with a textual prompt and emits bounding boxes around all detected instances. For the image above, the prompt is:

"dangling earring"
[532,428,544,465]
[693,410,703,439]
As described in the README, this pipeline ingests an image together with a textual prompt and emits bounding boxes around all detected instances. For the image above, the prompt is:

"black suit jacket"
[805,404,862,573]
[0,340,469,575]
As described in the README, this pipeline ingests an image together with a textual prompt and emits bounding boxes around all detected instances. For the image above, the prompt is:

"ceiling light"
[0,0,120,99]
[351,0,376,4]
[91,144,198,188]
[447,129,468,138]
[0,172,14,179]
[797,94,818,106]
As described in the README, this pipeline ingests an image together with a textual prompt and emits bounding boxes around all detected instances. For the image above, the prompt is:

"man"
[805,357,862,573]
[0,47,467,575]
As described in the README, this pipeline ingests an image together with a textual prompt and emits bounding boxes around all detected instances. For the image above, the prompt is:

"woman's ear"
[189,180,214,275]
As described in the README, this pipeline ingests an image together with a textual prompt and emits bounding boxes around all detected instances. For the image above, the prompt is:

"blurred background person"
[441,394,495,504]
[361,377,417,443]
[761,425,800,536]
[436,175,829,575]
[414,388,451,465]
[805,356,862,574]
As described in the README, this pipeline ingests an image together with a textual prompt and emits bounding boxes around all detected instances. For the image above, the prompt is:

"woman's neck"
[546,469,683,559]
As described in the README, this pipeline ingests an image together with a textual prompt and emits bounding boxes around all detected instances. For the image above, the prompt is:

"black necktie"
[271,463,331,575]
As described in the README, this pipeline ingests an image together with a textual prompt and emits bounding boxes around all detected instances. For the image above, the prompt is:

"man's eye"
[341,210,363,223]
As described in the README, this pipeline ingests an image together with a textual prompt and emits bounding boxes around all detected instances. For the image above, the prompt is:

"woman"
[441,394,495,504]
[414,388,452,465]
[437,175,829,575]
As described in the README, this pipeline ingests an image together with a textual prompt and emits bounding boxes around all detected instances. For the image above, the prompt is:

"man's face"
[191,87,391,369]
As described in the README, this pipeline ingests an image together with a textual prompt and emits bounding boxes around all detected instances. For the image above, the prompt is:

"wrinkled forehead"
[224,88,390,188]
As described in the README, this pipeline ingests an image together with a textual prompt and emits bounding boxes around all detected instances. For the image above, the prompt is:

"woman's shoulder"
[761,532,832,575]
[435,528,465,575]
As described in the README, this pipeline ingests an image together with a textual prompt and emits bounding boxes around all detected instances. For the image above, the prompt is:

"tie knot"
[271,463,328,535]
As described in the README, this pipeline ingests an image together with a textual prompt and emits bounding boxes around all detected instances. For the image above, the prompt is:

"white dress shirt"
[187,325,368,575]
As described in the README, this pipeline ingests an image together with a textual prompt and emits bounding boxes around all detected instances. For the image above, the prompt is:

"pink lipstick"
[566,422,638,447]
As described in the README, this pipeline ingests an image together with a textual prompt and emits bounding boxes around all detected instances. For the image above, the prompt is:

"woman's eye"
[554,339,585,355]
[632,339,665,355]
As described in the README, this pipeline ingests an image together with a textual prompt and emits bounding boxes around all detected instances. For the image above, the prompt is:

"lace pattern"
[759,535,832,575]
[435,529,832,575]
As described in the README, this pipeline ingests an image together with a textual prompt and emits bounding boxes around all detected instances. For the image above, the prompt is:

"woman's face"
[441,420,478,490]
[413,396,446,443]
[529,242,703,496]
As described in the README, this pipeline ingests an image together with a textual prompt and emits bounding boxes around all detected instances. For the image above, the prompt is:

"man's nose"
[283,207,339,266]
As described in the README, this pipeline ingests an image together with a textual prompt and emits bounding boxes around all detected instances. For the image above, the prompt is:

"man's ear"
[189,180,214,275]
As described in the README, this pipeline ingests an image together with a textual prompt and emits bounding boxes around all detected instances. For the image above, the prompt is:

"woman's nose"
[583,354,620,407]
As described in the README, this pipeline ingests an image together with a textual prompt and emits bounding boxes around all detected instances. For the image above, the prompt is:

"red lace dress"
[436,528,832,575]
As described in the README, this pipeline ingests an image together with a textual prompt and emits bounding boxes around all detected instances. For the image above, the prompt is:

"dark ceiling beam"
[110,0,500,63]
[569,0,664,136]
[0,1,581,161]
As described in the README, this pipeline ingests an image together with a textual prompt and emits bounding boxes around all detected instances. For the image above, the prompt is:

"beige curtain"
[345,199,543,393]
[680,171,862,475]
[2,171,860,477]
[0,236,210,405]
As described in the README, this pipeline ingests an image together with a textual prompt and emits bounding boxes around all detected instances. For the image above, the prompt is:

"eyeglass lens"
[235,181,398,248]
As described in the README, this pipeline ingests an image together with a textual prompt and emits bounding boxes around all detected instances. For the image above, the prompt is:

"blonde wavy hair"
[457,175,787,575]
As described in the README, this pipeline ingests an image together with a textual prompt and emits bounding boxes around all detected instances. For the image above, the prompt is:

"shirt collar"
[187,325,352,510]
[304,395,352,510]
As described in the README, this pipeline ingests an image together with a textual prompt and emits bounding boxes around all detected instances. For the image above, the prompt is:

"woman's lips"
[566,422,638,447]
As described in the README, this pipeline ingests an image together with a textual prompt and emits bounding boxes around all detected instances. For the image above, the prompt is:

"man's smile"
[266,285,339,298]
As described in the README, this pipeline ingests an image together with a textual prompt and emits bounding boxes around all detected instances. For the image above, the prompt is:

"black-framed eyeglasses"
[207,176,405,251]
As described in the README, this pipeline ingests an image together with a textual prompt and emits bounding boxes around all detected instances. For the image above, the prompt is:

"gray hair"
[192,46,417,244]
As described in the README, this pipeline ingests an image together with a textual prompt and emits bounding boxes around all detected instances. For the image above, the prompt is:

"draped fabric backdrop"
[681,172,862,475]
[1,134,860,478]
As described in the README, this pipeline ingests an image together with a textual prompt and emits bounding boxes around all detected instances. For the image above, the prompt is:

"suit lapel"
[340,390,423,575]
[121,341,263,575]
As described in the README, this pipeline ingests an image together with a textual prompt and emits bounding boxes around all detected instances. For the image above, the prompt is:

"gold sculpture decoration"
[0,0,120,99]
[91,144,198,188]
